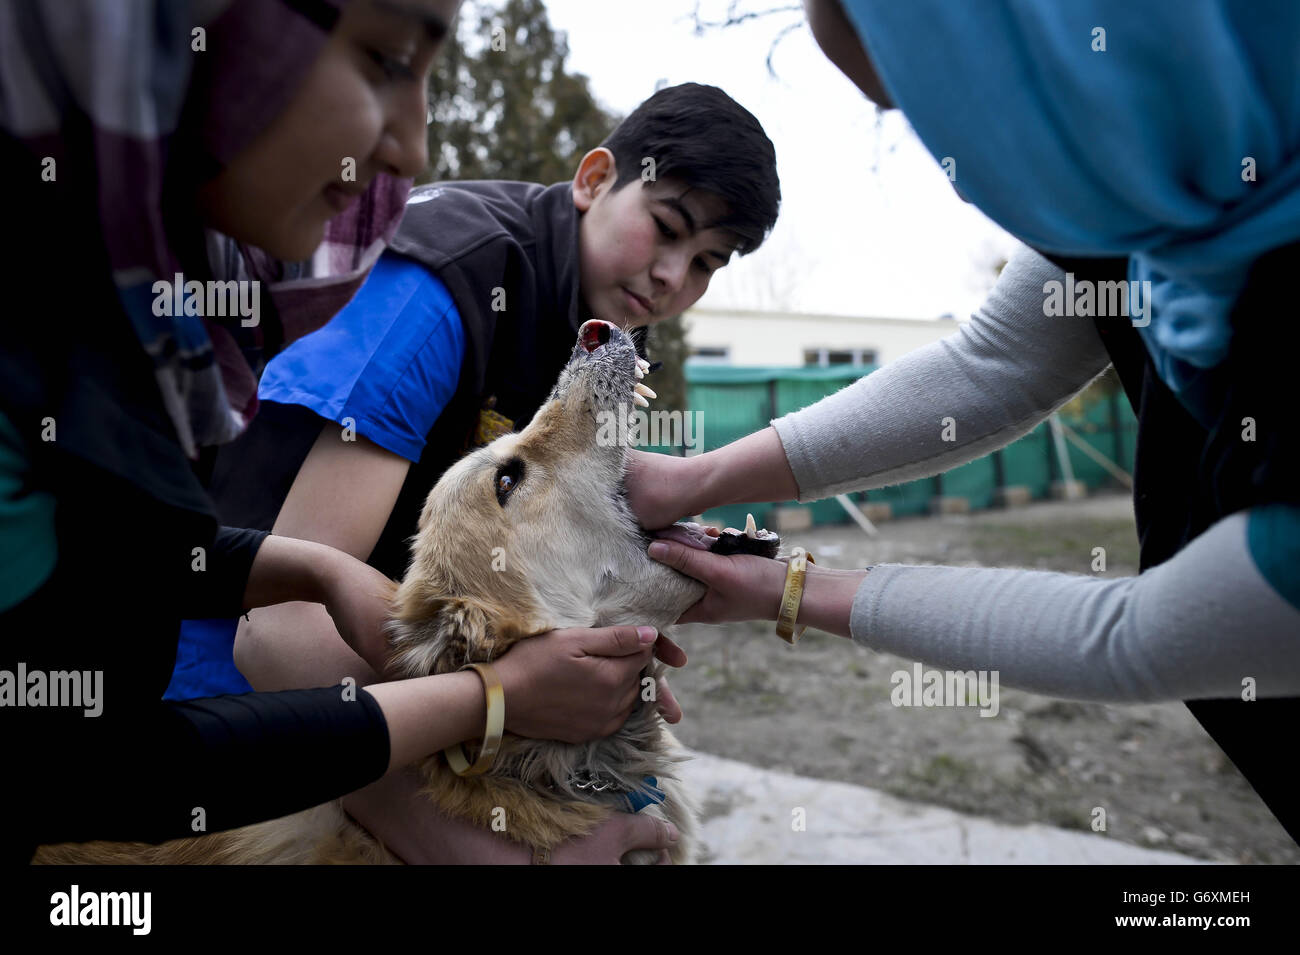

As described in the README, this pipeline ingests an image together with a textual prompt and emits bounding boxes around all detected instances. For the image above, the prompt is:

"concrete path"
[681,751,1208,865]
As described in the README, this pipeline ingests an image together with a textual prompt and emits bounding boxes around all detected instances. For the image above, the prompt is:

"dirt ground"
[667,492,1298,864]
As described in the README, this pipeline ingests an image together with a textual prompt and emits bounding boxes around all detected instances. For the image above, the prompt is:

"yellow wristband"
[444,662,505,777]
[775,546,815,645]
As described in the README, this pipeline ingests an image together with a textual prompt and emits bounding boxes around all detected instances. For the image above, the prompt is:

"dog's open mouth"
[654,514,782,559]
[651,522,716,549]
[569,319,782,560]
[564,319,654,416]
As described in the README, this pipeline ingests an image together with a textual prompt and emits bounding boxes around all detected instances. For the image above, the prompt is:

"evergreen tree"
[424,0,619,184]
[646,314,691,419]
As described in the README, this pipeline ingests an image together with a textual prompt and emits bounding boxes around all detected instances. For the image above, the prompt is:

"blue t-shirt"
[257,252,466,463]
[164,252,466,701]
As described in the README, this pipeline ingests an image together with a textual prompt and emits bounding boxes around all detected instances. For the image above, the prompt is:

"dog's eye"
[494,458,525,506]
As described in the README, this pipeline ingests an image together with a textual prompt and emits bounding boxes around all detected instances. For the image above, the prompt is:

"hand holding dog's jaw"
[623,448,710,531]
[646,538,867,638]
[647,540,788,625]
[624,429,801,533]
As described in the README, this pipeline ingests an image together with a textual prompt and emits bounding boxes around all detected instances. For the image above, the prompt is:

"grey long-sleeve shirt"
[771,246,1300,701]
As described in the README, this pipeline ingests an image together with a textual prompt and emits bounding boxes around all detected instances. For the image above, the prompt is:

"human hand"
[493,626,687,743]
[646,539,786,624]
[649,538,868,638]
[625,430,800,532]
[549,811,680,865]
[316,550,399,674]
[624,448,703,530]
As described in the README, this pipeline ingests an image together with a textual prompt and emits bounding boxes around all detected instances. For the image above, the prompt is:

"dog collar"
[569,773,666,813]
[621,777,666,814]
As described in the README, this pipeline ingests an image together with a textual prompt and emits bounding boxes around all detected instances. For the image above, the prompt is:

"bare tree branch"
[684,0,804,33]
[679,1,807,78]
[764,19,804,76]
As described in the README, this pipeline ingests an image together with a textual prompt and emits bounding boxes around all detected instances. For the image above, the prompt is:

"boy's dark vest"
[1051,247,1300,846]
[207,180,591,579]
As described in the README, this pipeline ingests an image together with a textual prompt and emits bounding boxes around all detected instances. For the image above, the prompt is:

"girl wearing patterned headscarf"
[0,0,676,864]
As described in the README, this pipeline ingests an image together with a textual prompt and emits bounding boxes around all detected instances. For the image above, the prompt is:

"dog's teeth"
[745,513,757,538]
[633,383,657,399]
[632,393,649,407]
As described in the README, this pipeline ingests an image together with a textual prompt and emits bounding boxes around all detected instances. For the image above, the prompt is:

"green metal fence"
[660,365,1137,530]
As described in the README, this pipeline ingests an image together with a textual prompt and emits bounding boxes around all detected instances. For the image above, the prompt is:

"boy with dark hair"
[165,81,778,861]
[598,81,780,256]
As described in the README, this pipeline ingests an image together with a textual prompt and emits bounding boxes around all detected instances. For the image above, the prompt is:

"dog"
[35,319,776,865]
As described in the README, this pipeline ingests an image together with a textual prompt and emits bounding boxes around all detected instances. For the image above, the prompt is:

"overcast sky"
[541,0,1022,321]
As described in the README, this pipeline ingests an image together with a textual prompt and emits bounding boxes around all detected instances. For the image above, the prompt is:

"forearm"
[17,684,391,846]
[705,508,1300,702]
[239,605,486,773]
[364,672,485,772]
[242,533,346,609]
[683,427,799,517]
[769,245,1111,501]
[850,510,1300,701]
[30,674,483,843]
[696,549,867,640]
[798,566,870,639]
[239,535,392,669]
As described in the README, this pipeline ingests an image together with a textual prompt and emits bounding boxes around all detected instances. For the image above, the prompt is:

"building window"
[803,348,877,367]
[688,346,730,364]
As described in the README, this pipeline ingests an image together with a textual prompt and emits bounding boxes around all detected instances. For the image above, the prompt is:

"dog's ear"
[384,595,492,677]
[384,595,539,677]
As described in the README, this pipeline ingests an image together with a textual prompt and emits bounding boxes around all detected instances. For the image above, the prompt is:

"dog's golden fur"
[35,322,703,865]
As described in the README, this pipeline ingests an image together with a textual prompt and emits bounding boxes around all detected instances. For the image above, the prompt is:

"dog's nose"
[579,319,615,353]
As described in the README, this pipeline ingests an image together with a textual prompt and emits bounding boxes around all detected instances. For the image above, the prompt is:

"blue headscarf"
[840,0,1300,402]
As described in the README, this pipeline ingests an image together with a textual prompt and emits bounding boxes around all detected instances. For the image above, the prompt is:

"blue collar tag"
[621,776,666,814]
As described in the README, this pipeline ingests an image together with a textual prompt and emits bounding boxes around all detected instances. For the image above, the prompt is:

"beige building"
[682,306,962,368]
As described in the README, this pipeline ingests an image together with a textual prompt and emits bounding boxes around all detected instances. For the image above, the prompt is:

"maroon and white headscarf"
[0,0,411,456]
